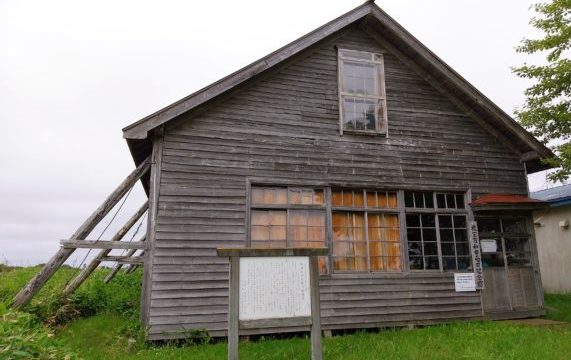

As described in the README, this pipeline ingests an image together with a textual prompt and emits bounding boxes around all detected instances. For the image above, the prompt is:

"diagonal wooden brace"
[103,234,146,284]
[11,157,150,309]
[62,201,148,295]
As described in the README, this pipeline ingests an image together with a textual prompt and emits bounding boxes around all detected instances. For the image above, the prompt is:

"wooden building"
[19,1,554,340]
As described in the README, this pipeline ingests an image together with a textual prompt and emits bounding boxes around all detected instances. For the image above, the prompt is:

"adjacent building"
[531,184,571,293]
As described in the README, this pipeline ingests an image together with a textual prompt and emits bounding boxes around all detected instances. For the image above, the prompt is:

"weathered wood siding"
[146,25,525,340]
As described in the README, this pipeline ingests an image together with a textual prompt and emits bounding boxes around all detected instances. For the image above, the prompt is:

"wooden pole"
[11,158,150,309]
[62,201,148,295]
[228,256,240,360]
[103,235,146,283]
[309,256,323,360]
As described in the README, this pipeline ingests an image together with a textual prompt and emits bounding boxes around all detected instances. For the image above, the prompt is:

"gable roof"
[123,1,554,173]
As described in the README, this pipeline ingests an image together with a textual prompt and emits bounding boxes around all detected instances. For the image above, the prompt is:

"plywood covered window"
[405,191,470,271]
[331,189,401,272]
[338,49,388,135]
[250,186,327,271]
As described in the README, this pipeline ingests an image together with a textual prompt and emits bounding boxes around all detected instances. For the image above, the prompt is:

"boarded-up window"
[250,186,327,272]
[331,189,401,272]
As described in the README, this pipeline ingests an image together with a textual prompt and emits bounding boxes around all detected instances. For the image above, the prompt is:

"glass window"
[332,189,401,272]
[405,191,470,271]
[338,49,387,134]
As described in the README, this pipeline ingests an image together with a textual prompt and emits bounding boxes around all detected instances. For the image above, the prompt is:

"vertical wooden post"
[309,256,323,360]
[103,234,147,283]
[11,158,150,309]
[62,201,149,295]
[228,256,240,360]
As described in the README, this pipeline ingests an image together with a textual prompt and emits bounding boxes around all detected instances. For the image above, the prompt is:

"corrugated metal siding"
[146,25,524,339]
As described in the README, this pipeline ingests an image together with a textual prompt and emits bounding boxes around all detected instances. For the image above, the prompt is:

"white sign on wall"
[239,257,311,321]
[480,239,498,253]
[454,273,476,292]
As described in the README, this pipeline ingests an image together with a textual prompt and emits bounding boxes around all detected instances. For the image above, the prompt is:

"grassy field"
[1,265,570,359]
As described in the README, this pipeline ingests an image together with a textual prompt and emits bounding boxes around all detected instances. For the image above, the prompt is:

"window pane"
[440,229,454,242]
[425,257,440,270]
[288,188,324,205]
[424,193,434,208]
[446,194,456,209]
[453,216,466,228]
[423,228,437,242]
[406,214,420,227]
[505,237,531,252]
[251,210,287,247]
[478,218,501,233]
[456,242,470,256]
[442,257,456,271]
[441,243,456,256]
[435,194,445,209]
[409,256,424,270]
[343,97,377,131]
[414,192,424,208]
[290,210,326,247]
[353,191,364,207]
[407,228,421,242]
[342,61,377,96]
[457,257,471,270]
[424,242,438,256]
[367,192,378,208]
[387,192,398,208]
[439,215,453,228]
[251,187,287,205]
[340,49,372,61]
[421,214,435,228]
[456,195,465,209]
[408,242,422,257]
[502,219,528,234]
[455,229,467,242]
[404,191,414,208]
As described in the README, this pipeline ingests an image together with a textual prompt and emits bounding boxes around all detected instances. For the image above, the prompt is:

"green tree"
[513,0,571,181]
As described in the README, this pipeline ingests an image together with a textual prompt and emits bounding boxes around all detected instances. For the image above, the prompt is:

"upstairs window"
[338,49,388,135]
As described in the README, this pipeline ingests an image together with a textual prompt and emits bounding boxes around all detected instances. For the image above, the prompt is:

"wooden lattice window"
[331,189,401,272]
[405,191,470,271]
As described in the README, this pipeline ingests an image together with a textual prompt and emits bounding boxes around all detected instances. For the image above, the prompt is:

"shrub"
[0,310,78,359]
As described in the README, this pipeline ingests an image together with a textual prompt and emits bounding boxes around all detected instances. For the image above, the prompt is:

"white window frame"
[337,48,388,135]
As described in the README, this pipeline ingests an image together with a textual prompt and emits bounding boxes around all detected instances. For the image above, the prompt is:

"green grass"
[545,293,571,322]
[1,265,571,359]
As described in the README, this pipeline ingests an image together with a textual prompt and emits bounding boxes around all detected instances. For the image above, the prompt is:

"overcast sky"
[0,0,566,265]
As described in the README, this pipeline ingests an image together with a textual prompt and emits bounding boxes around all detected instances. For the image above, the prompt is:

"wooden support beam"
[103,235,146,283]
[60,239,148,250]
[11,157,151,309]
[125,250,144,274]
[62,201,149,295]
[99,256,144,265]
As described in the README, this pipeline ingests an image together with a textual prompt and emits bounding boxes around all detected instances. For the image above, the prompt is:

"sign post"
[217,248,327,360]
[468,221,484,290]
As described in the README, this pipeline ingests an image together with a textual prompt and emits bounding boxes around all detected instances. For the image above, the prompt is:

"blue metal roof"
[531,184,571,207]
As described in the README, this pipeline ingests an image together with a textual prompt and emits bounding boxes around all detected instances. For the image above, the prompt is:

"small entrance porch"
[471,194,547,318]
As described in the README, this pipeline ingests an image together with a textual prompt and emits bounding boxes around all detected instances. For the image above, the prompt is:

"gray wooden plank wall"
[146,25,524,340]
